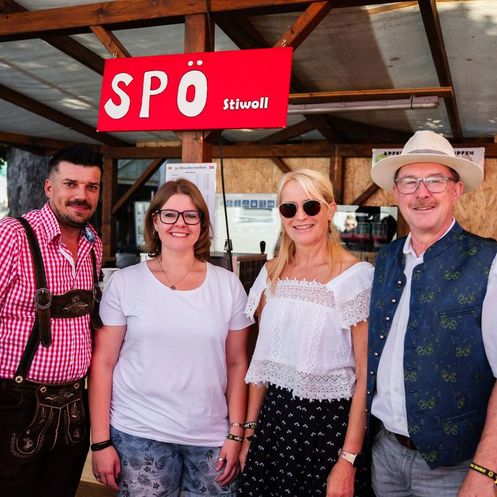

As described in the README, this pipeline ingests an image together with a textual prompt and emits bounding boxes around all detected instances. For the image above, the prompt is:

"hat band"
[405,148,450,156]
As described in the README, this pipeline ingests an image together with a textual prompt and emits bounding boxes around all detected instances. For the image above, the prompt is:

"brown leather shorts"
[0,379,86,459]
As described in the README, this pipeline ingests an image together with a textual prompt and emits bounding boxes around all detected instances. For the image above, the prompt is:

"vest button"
[391,298,396,303]
[367,390,371,395]
[380,335,385,339]
[369,370,375,375]
[385,316,391,321]
[374,352,379,357]
[396,280,403,287]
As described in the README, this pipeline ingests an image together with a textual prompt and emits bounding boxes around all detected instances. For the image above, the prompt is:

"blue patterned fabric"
[367,222,497,468]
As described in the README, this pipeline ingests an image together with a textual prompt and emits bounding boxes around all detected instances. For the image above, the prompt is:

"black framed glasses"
[278,199,322,219]
[154,209,202,225]
[394,175,456,194]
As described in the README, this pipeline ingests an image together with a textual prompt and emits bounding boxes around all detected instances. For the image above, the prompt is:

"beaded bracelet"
[90,439,113,452]
[230,422,244,429]
[244,421,257,430]
[226,433,244,443]
[469,462,497,485]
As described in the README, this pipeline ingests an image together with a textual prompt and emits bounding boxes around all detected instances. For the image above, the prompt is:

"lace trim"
[244,286,263,319]
[305,306,326,370]
[246,359,356,401]
[339,287,371,328]
[273,279,335,307]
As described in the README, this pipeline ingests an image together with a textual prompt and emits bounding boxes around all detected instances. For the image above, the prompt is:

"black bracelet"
[90,439,113,451]
[469,462,497,485]
[226,433,244,443]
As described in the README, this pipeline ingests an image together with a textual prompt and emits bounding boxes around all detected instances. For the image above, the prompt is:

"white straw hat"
[371,130,483,193]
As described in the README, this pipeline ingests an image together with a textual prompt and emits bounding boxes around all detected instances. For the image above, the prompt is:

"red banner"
[97,48,292,132]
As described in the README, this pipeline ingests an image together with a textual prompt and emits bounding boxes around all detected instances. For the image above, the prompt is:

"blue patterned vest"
[367,222,497,468]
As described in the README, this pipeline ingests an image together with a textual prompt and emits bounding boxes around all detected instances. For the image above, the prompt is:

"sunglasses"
[278,199,322,219]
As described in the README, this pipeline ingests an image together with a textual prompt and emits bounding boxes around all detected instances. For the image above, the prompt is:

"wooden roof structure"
[1,0,497,260]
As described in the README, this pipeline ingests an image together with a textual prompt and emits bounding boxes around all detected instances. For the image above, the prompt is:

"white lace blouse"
[244,261,374,401]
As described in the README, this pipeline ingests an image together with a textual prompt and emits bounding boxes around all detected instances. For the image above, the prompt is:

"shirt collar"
[403,218,456,257]
[39,202,97,246]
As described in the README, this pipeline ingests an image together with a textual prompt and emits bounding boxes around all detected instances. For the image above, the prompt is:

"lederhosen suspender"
[14,217,102,384]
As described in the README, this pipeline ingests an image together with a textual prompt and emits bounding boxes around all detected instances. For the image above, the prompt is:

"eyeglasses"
[154,209,202,225]
[394,175,456,194]
[278,199,322,219]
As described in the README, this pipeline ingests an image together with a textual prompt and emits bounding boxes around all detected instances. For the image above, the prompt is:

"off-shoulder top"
[244,261,374,401]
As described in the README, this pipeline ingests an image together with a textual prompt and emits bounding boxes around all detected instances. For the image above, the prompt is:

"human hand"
[326,458,356,497]
[215,440,241,486]
[92,446,121,491]
[239,437,252,472]
[458,470,497,497]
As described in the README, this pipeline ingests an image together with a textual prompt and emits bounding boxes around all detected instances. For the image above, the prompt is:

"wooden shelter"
[1,0,497,261]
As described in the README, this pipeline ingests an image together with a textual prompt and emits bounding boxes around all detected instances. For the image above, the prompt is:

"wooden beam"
[181,13,213,164]
[351,184,380,205]
[0,83,127,147]
[0,0,104,74]
[0,0,325,40]
[257,119,315,145]
[275,1,331,50]
[330,154,344,204]
[289,87,453,104]
[112,158,165,215]
[101,157,118,263]
[90,25,131,58]
[0,131,86,154]
[103,141,332,159]
[417,0,462,140]
[271,157,292,174]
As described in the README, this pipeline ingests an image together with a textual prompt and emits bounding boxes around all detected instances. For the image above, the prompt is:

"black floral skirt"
[239,384,372,497]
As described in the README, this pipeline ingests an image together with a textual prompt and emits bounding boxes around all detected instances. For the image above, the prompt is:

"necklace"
[158,257,196,290]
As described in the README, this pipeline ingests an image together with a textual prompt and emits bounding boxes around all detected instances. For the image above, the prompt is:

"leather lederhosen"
[0,217,102,459]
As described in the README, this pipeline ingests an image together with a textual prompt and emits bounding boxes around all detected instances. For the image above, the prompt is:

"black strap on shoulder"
[13,217,52,383]
[16,217,52,348]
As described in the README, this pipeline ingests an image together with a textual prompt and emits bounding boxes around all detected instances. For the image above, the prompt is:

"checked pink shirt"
[0,203,102,383]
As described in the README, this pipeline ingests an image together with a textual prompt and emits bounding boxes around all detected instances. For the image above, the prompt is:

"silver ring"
[218,457,225,462]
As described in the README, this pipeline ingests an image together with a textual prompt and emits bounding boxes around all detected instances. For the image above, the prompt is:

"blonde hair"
[268,169,347,291]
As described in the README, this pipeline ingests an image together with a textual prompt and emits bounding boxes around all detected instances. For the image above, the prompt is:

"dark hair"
[144,179,211,260]
[48,144,103,176]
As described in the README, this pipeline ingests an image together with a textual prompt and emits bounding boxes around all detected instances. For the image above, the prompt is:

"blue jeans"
[372,426,469,497]
[111,426,238,497]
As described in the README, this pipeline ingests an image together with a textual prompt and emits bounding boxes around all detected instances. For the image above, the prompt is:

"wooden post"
[329,152,344,204]
[101,157,118,265]
[181,14,213,163]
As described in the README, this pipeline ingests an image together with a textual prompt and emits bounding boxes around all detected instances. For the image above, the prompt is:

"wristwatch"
[338,448,358,466]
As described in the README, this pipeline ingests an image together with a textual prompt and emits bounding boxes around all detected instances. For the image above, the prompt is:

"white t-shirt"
[100,261,254,446]
[244,261,374,401]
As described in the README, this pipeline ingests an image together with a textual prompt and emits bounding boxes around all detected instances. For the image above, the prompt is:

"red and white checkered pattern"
[0,203,102,383]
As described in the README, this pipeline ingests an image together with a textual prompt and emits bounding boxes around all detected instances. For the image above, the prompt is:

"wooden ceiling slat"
[417,0,462,139]
[351,184,380,205]
[0,83,127,147]
[90,25,131,58]
[274,1,331,50]
[0,131,86,153]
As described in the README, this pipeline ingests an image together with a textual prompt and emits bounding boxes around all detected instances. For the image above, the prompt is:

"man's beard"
[53,201,93,229]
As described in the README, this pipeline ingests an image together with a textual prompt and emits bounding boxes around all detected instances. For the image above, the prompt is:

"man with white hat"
[366,130,497,497]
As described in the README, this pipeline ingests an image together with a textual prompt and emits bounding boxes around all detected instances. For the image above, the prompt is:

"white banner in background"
[372,147,485,170]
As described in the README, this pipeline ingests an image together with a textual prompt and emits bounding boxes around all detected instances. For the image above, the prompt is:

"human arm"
[216,326,250,486]
[326,319,368,497]
[88,324,126,491]
[239,382,268,471]
[457,382,497,497]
